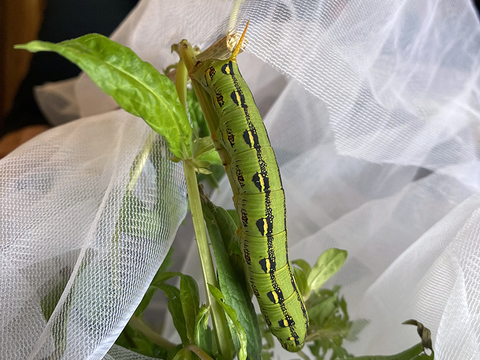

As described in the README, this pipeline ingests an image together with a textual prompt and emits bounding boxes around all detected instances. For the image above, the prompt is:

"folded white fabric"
[2,0,479,359]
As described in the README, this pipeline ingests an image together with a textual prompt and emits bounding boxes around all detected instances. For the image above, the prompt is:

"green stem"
[128,316,176,350]
[175,59,188,110]
[228,0,245,32]
[297,350,310,360]
[186,344,215,360]
[178,40,220,133]
[183,161,231,358]
[128,131,156,191]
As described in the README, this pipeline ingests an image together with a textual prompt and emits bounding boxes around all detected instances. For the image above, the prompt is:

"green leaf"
[202,198,262,359]
[308,295,338,327]
[16,34,192,158]
[158,283,189,346]
[203,200,243,277]
[203,205,239,354]
[208,284,248,360]
[261,352,274,360]
[197,164,225,189]
[226,210,240,228]
[151,271,182,287]
[198,148,223,166]
[172,348,192,360]
[303,287,356,358]
[193,136,222,168]
[194,137,215,158]
[307,248,347,293]
[292,259,312,278]
[294,267,308,298]
[350,343,428,359]
[180,275,200,342]
[195,160,213,169]
[347,321,435,359]
[213,206,240,256]
[194,305,215,356]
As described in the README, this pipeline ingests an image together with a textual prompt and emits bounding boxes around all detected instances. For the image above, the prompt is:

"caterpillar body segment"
[189,26,308,352]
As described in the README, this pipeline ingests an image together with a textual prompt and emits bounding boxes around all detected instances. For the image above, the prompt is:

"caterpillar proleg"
[190,22,308,352]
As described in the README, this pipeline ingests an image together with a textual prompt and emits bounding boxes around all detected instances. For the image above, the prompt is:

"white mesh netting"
[2,0,480,359]
[0,113,187,359]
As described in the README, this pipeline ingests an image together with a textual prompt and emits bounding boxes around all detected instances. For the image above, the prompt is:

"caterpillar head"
[280,336,304,352]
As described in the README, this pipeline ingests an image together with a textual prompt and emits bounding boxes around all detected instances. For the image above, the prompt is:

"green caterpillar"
[190,23,308,352]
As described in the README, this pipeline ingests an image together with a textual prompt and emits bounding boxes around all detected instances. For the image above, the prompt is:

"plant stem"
[128,316,176,349]
[128,131,156,191]
[228,0,244,32]
[183,161,231,358]
[175,59,188,110]
[297,350,310,360]
[177,40,220,133]
[186,344,215,360]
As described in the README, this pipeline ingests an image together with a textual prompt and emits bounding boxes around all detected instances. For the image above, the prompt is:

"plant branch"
[175,59,188,110]
[186,344,215,360]
[177,40,220,133]
[128,316,176,350]
[297,350,310,360]
[183,161,231,358]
